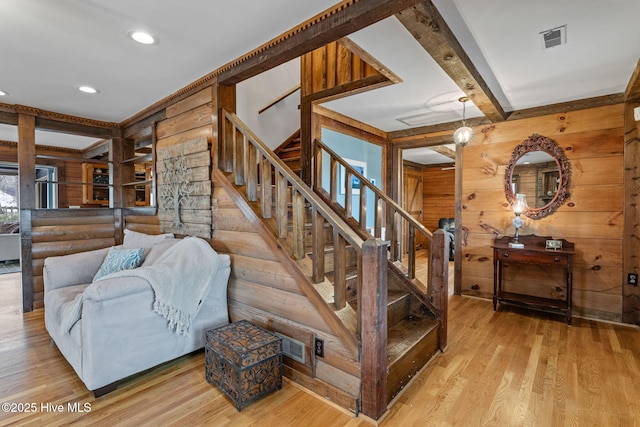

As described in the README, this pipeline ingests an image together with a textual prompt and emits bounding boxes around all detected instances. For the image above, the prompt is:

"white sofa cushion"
[123,229,174,249]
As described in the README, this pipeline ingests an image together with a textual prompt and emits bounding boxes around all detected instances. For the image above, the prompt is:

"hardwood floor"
[2,270,640,426]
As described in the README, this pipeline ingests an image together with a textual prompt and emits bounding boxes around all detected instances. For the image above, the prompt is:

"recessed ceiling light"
[78,86,99,94]
[127,30,158,45]
[0,90,8,96]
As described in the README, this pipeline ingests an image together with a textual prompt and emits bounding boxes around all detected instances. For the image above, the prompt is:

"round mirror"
[504,134,570,219]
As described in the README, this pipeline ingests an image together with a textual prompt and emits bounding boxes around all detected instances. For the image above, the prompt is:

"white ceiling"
[1,0,639,162]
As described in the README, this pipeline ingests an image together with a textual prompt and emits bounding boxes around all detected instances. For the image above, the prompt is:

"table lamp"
[509,193,527,248]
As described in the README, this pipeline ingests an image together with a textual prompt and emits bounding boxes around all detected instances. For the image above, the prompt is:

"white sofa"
[43,231,231,396]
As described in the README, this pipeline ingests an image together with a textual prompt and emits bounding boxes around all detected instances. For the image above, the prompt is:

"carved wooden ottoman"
[205,320,282,411]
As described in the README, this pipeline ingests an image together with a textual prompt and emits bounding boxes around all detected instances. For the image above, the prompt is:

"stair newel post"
[361,238,388,419]
[430,230,449,350]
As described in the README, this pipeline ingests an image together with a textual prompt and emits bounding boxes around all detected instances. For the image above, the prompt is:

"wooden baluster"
[345,172,353,219]
[261,157,272,218]
[246,141,258,201]
[292,190,305,260]
[234,128,244,185]
[333,229,347,309]
[388,210,398,262]
[374,195,383,239]
[312,207,325,283]
[360,238,388,419]
[359,188,367,231]
[330,157,338,202]
[313,139,322,192]
[407,225,416,279]
[276,172,288,238]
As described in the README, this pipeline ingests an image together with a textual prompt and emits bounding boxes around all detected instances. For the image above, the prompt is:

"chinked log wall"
[419,104,624,322]
[131,86,362,412]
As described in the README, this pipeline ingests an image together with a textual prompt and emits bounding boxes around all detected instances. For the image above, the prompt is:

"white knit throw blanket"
[96,236,220,336]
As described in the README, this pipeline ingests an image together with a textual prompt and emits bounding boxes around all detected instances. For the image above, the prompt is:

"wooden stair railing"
[312,139,445,323]
[220,111,448,418]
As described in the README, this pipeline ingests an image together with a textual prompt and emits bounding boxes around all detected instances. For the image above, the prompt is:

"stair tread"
[387,317,438,364]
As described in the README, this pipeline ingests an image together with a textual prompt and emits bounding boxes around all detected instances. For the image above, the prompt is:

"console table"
[493,234,575,324]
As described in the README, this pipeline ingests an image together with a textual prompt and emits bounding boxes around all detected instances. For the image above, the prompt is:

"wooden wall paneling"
[455,105,626,320]
[623,100,640,323]
[422,166,455,231]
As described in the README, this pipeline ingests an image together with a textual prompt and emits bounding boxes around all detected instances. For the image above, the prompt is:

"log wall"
[31,209,118,309]
[459,104,625,321]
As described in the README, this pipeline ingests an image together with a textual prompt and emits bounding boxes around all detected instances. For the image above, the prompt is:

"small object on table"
[205,320,282,411]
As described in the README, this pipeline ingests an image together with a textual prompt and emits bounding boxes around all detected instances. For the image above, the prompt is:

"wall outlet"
[314,338,324,358]
[634,106,640,121]
[628,273,638,286]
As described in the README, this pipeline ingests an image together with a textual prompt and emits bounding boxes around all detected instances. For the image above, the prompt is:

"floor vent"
[541,25,566,49]
[275,333,305,364]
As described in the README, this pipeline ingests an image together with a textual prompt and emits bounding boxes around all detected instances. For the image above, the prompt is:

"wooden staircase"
[219,110,448,419]
[274,130,301,177]
[286,187,441,402]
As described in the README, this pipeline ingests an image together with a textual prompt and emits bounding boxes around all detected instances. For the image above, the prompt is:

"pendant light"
[453,97,473,147]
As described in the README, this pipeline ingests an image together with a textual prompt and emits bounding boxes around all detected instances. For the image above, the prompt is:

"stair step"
[387,316,439,401]
[387,290,412,328]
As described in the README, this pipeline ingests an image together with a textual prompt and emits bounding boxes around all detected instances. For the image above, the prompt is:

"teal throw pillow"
[92,247,145,282]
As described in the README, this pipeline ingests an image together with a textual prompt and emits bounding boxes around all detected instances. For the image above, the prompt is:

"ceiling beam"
[395,1,508,122]
[389,93,623,141]
[218,0,425,85]
[429,145,456,160]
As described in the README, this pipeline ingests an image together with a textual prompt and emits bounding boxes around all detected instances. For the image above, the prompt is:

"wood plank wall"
[422,166,455,231]
[302,40,381,98]
[459,104,625,322]
[150,86,361,412]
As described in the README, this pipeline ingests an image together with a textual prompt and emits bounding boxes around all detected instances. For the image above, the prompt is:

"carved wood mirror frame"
[504,133,571,219]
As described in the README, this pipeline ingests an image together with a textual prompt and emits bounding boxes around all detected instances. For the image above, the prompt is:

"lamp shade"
[453,126,473,146]
[513,193,528,215]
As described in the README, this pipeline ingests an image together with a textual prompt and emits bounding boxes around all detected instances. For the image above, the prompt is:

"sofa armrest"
[43,247,110,293]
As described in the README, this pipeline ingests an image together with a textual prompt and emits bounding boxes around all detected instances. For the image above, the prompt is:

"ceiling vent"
[541,25,566,49]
